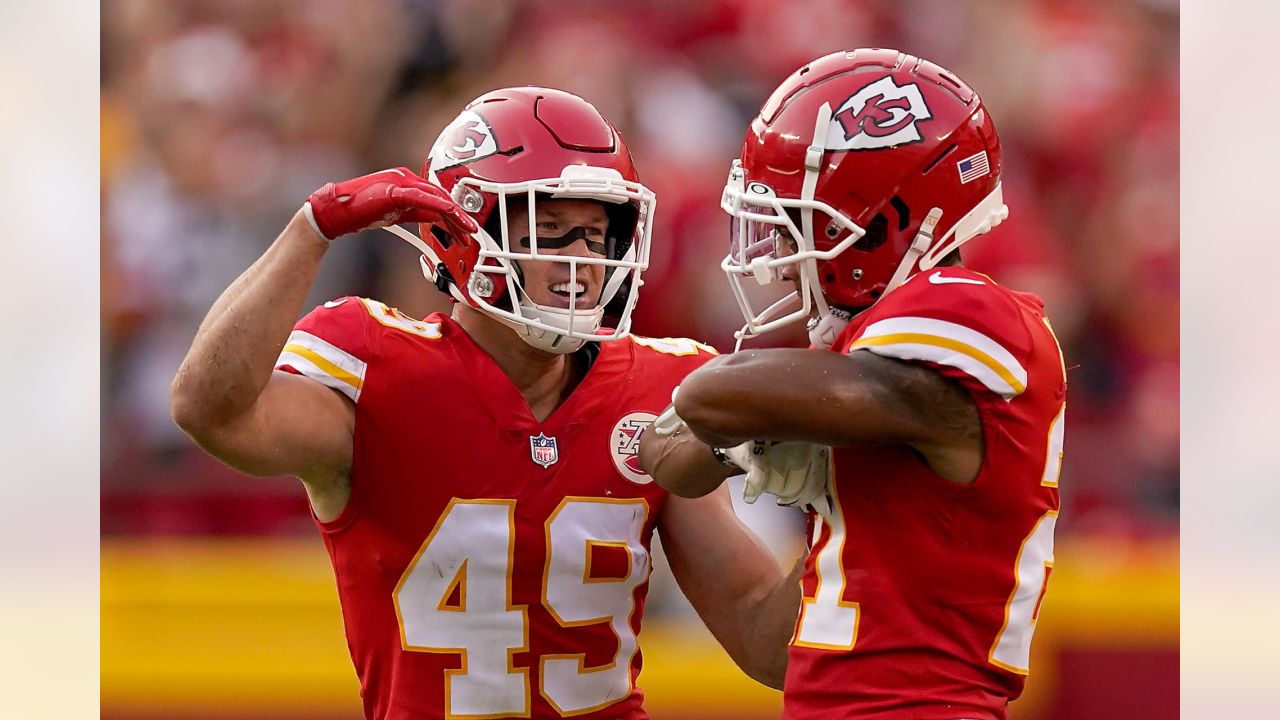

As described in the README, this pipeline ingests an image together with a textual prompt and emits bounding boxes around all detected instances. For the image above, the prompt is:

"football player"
[171,87,797,719]
[640,50,1067,719]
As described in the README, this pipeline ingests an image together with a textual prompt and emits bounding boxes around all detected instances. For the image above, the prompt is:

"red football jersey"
[275,297,717,720]
[784,268,1066,720]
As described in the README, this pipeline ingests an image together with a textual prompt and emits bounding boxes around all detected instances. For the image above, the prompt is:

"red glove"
[302,167,479,240]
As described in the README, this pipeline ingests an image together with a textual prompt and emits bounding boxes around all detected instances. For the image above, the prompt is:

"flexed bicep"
[186,369,354,485]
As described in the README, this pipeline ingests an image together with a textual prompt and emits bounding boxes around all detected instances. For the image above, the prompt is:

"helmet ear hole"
[889,196,911,231]
[854,214,889,253]
[430,224,455,249]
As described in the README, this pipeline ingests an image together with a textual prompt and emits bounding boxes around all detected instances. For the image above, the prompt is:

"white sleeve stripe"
[854,317,1026,390]
[284,331,367,372]
[852,330,1027,395]
[853,341,1022,400]
[276,351,361,402]
[858,317,1025,379]
[274,331,367,403]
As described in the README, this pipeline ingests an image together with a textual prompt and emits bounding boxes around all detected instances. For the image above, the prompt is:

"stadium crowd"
[101,0,1178,541]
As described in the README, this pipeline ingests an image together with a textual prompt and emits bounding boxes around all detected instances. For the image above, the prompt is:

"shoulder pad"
[845,272,1033,400]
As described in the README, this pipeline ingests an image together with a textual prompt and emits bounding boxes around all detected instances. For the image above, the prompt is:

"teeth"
[550,282,585,294]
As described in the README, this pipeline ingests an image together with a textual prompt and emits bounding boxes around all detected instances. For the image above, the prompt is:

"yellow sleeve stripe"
[853,333,1026,396]
[850,317,1027,400]
[282,344,363,391]
[275,331,367,403]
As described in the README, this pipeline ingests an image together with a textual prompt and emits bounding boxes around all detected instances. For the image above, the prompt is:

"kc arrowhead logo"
[827,76,932,151]
[428,111,498,171]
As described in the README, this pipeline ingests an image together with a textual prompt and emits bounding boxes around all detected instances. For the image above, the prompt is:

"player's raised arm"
[674,348,982,484]
[169,169,477,489]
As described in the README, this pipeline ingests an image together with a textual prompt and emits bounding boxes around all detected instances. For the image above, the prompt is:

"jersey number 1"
[794,403,1065,675]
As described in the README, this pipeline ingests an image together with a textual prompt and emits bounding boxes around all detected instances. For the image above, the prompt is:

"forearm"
[661,489,803,690]
[675,352,814,445]
[637,423,736,497]
[698,549,799,690]
[739,557,803,688]
[171,211,330,430]
[675,349,916,448]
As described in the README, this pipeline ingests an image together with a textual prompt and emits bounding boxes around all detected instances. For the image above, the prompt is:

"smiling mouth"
[546,281,589,307]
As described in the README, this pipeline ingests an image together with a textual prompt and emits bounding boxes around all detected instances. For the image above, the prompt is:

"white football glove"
[733,440,833,517]
[653,386,832,516]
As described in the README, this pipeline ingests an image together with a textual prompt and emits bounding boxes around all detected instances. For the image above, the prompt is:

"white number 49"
[394,497,649,717]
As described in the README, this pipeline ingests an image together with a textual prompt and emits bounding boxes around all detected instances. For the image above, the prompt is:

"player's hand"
[738,441,833,516]
[302,167,479,241]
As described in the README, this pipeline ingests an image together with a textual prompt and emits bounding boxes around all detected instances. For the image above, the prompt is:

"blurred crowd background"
[99,0,1179,718]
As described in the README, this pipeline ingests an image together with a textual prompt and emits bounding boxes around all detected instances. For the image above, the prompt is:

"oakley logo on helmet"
[827,76,932,151]
[428,111,498,171]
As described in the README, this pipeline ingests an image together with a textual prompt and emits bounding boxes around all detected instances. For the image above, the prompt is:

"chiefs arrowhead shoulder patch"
[610,412,656,484]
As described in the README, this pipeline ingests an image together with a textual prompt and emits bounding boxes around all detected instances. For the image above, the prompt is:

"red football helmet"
[385,86,655,354]
[721,49,1008,343]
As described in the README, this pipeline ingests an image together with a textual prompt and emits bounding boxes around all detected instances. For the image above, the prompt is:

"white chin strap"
[883,206,945,296]
[880,182,1009,299]
[505,301,604,354]
[807,306,853,349]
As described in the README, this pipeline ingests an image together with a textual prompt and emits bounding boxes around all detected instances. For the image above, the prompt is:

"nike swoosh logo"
[928,272,985,286]
[323,299,349,308]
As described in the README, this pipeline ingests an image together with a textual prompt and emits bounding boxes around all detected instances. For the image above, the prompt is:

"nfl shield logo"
[529,433,559,468]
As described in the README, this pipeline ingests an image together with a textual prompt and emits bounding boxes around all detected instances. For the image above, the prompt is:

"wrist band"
[301,202,332,241]
[710,446,740,469]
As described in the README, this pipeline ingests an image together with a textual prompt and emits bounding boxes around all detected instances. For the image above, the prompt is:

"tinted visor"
[728,200,819,270]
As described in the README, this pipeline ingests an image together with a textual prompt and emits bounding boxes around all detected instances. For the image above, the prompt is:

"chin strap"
[806,306,853,349]
[882,207,943,299]
[507,300,603,354]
